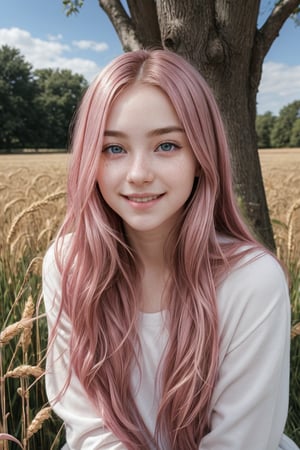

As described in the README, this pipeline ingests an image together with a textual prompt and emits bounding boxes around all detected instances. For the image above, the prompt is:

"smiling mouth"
[124,194,164,203]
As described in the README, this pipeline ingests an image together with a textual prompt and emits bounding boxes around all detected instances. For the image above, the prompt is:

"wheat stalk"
[4,189,26,201]
[25,407,51,440]
[7,168,24,179]
[7,191,66,245]
[17,387,29,399]
[5,365,44,379]
[26,256,43,276]
[25,185,39,199]
[49,422,66,450]
[21,296,35,322]
[32,173,53,185]
[0,434,23,449]
[0,321,27,345]
[0,158,67,449]
[37,227,54,244]
[3,257,43,327]
[291,322,300,339]
[0,183,9,191]
[10,232,31,257]
[4,197,27,214]
[287,199,300,263]
[19,296,35,354]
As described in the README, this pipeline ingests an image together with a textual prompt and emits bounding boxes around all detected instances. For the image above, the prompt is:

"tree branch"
[98,0,141,51]
[127,0,162,48]
[250,0,300,93]
[258,0,300,59]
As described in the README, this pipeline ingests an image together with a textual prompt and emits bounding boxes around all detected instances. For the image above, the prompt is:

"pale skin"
[97,84,199,312]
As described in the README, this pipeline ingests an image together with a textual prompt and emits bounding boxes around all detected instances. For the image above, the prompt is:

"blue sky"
[1,0,300,115]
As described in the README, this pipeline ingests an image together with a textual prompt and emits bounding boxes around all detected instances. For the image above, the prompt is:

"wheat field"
[0,149,299,449]
[1,150,299,263]
[0,154,67,449]
[260,148,300,263]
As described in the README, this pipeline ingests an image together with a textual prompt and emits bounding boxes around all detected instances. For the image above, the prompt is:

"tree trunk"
[155,0,275,249]
[98,0,300,250]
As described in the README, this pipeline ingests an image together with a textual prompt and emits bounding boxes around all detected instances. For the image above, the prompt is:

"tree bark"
[98,0,300,250]
[127,0,161,48]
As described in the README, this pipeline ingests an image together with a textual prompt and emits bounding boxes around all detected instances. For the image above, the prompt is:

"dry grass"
[0,150,299,448]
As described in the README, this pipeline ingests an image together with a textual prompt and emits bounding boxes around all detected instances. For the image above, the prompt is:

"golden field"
[0,153,67,262]
[1,149,299,263]
[0,153,69,450]
[259,148,300,220]
[259,148,300,262]
[0,150,299,448]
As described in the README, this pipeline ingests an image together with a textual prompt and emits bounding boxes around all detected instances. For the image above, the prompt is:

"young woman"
[43,49,293,450]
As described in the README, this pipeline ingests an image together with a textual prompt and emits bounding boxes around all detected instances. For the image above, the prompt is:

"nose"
[126,154,154,184]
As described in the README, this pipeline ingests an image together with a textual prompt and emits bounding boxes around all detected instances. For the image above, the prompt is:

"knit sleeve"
[42,241,127,450]
[199,252,290,450]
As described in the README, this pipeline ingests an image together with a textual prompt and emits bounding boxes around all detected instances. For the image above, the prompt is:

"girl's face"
[97,83,198,240]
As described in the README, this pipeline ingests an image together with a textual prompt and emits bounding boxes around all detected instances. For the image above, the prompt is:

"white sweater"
[43,241,291,450]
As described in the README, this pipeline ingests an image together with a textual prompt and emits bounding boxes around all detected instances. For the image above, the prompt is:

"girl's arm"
[43,243,127,450]
[199,252,290,450]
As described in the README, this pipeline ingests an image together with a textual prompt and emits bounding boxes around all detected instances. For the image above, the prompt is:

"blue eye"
[104,145,124,154]
[157,142,177,152]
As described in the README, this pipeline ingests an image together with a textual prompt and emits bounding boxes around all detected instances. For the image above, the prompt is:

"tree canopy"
[34,68,88,148]
[270,101,300,147]
[0,46,37,149]
[256,102,300,148]
[290,117,300,147]
[0,45,88,151]
[256,112,277,148]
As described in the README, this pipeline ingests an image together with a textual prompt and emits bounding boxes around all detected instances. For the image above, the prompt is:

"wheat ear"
[25,407,51,439]
[7,191,66,244]
[291,322,300,339]
[287,199,300,263]
[0,321,26,345]
[3,197,27,214]
[5,365,44,379]
[19,296,35,353]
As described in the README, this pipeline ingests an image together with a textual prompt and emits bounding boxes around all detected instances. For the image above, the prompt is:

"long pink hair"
[55,49,263,449]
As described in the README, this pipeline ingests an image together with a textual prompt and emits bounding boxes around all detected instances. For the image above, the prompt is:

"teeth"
[128,195,159,203]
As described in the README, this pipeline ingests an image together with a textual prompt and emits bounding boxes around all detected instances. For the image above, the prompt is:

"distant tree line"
[1,44,299,152]
[0,45,88,151]
[256,101,300,148]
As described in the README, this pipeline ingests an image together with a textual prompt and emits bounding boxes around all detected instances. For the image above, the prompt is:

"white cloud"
[0,27,70,61]
[257,61,300,115]
[0,27,102,81]
[72,39,108,52]
[2,27,297,113]
[47,33,63,41]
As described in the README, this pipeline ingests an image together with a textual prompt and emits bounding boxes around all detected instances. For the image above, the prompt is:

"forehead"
[105,83,181,129]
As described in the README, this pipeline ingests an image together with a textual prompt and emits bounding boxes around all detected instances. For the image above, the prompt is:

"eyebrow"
[104,126,185,138]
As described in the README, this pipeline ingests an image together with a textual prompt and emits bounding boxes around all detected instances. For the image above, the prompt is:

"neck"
[125,227,167,269]
[125,226,173,313]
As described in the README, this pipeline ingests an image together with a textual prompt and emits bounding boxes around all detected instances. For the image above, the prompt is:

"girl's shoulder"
[216,248,290,351]
[43,233,73,275]
[216,232,286,290]
[219,246,287,303]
